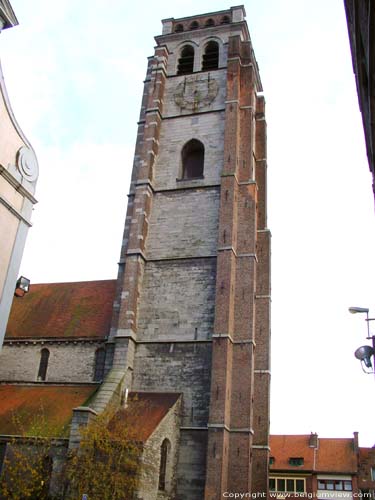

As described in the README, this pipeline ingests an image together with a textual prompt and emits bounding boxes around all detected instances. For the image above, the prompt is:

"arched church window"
[177,45,195,75]
[181,139,204,179]
[205,18,215,27]
[158,438,171,491]
[189,21,199,30]
[174,23,183,33]
[202,41,219,70]
[93,347,106,381]
[220,15,230,24]
[38,348,50,381]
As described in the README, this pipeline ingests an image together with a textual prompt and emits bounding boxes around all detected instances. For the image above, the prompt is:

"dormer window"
[289,457,304,466]
[202,41,219,71]
[269,456,275,465]
[177,45,194,75]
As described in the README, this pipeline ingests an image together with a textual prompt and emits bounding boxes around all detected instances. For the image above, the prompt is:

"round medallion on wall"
[174,76,219,111]
[16,146,39,183]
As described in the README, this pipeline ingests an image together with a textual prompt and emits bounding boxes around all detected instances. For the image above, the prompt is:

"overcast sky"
[2,0,375,446]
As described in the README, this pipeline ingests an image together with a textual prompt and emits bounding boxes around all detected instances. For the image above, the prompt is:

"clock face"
[174,75,219,111]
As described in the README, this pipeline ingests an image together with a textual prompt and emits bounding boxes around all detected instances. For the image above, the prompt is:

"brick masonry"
[110,7,270,499]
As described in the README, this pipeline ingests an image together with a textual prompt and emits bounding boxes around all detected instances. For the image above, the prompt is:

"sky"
[2,0,375,446]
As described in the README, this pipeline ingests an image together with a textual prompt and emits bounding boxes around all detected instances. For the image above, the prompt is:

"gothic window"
[220,15,230,24]
[174,23,183,33]
[189,21,199,30]
[202,41,219,70]
[158,439,171,491]
[37,348,50,381]
[205,18,215,27]
[93,347,106,381]
[181,139,204,179]
[177,45,194,75]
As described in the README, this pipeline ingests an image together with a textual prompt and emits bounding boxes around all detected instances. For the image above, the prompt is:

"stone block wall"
[146,188,220,260]
[132,342,211,428]
[137,259,216,341]
[137,398,181,500]
[153,111,225,191]
[0,341,104,383]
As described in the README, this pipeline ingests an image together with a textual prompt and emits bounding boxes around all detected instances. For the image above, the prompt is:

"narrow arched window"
[158,439,170,491]
[181,139,204,179]
[93,348,106,381]
[205,18,215,27]
[202,41,219,70]
[174,23,183,33]
[189,21,199,30]
[177,45,194,75]
[38,348,50,381]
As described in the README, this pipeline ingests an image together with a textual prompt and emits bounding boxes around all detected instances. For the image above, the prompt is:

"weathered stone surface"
[137,259,217,341]
[0,342,103,383]
[132,342,212,427]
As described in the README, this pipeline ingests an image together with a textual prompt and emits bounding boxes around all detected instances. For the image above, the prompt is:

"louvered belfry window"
[202,41,219,71]
[177,45,194,75]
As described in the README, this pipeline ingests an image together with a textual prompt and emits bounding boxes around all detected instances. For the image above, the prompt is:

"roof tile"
[5,280,116,339]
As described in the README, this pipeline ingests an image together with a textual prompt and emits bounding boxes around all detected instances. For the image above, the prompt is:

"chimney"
[309,432,318,448]
[353,432,359,453]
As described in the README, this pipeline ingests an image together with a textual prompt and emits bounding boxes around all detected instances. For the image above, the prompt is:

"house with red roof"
[269,434,375,500]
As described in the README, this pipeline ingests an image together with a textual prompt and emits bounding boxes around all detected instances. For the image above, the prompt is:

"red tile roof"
[270,435,315,471]
[0,384,99,437]
[270,435,357,473]
[113,392,181,442]
[317,438,357,473]
[5,280,116,339]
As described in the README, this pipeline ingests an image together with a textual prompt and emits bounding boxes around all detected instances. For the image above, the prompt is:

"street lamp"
[14,276,30,298]
[349,306,375,375]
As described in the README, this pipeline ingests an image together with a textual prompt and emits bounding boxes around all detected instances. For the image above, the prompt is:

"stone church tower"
[109,5,270,499]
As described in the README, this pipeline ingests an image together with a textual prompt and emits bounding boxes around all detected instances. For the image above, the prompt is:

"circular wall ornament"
[16,146,39,182]
[174,76,219,110]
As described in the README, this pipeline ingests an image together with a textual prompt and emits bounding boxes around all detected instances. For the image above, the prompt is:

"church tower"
[110,6,271,499]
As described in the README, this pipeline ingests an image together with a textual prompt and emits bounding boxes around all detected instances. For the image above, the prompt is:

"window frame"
[202,40,220,71]
[269,476,306,494]
[37,348,50,381]
[177,45,195,75]
[180,139,205,180]
[318,479,353,491]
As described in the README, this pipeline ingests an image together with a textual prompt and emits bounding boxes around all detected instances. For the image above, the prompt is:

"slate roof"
[114,392,181,442]
[0,383,99,437]
[270,435,357,474]
[5,280,116,339]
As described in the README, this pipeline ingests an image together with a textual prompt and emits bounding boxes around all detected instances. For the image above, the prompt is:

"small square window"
[277,479,286,492]
[289,457,304,466]
[344,481,352,491]
[318,480,326,490]
[287,479,294,492]
[326,481,334,491]
[296,480,305,493]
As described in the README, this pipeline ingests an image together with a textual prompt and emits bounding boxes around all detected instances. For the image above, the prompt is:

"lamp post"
[349,306,375,376]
